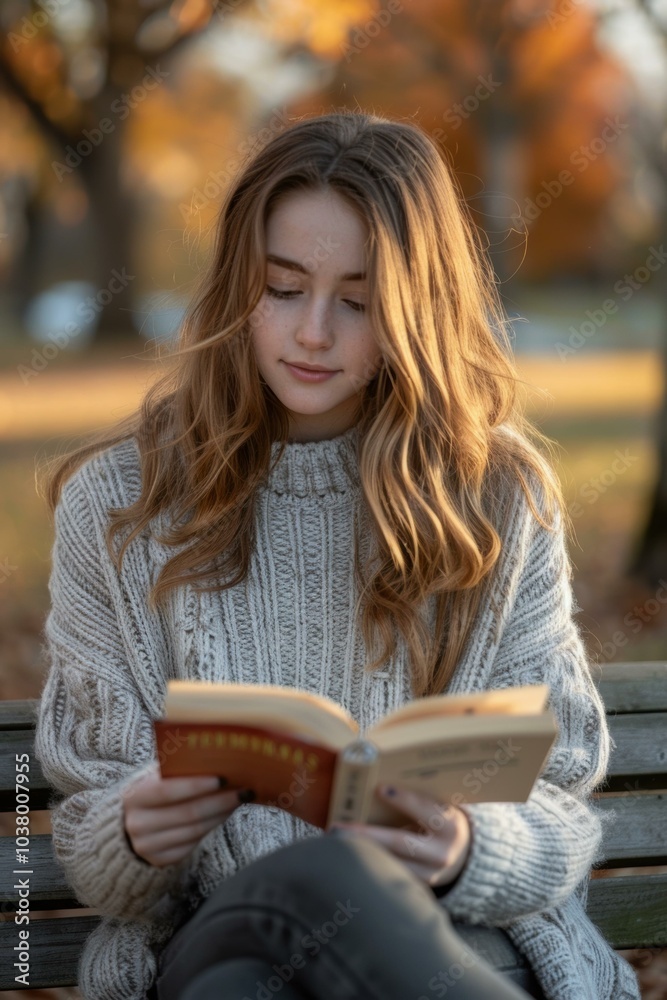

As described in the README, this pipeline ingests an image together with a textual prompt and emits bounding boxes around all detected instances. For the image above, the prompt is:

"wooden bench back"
[0,699,102,989]
[586,662,667,951]
[0,661,665,990]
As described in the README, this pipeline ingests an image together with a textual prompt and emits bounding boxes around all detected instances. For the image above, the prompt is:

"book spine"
[326,739,380,828]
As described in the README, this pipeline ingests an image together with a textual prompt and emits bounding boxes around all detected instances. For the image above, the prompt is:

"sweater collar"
[265,424,361,497]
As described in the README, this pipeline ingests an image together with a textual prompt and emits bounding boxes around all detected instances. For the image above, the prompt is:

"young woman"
[34,110,640,1000]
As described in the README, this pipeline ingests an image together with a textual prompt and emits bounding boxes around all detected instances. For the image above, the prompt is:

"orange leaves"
[259,0,378,58]
[171,0,214,33]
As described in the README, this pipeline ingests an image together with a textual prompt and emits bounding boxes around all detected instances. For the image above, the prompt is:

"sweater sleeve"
[34,468,187,922]
[438,487,614,927]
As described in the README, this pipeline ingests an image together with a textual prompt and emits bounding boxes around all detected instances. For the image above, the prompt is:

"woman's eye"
[265,285,299,300]
[265,285,365,313]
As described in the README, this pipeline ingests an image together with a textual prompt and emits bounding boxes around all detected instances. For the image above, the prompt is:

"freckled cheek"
[249,331,278,377]
[250,317,289,362]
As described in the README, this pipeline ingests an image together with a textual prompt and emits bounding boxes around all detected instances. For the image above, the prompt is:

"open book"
[153,681,558,830]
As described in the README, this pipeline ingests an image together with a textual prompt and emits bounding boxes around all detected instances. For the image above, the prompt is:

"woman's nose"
[295,296,334,347]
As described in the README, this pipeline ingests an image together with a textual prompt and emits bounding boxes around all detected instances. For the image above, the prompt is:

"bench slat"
[605,713,667,777]
[0,834,86,908]
[0,915,101,990]
[587,872,667,950]
[0,730,51,812]
[595,662,667,712]
[593,793,667,867]
[0,700,39,731]
[1,879,663,987]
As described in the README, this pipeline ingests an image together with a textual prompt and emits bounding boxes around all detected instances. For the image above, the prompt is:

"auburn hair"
[40,108,564,698]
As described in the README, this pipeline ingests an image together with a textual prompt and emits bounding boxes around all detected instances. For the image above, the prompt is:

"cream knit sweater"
[34,424,640,1000]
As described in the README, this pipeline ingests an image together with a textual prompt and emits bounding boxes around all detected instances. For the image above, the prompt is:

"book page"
[366,716,558,821]
[163,681,358,749]
[368,709,557,754]
[369,683,550,736]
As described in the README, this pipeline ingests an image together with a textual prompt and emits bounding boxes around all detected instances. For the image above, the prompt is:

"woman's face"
[250,186,382,442]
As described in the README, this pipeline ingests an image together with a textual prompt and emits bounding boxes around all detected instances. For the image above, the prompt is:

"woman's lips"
[282,361,340,382]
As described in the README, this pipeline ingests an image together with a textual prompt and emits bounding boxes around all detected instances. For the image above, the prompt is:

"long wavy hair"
[40,109,564,698]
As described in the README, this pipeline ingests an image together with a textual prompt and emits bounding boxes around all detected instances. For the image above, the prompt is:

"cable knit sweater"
[34,424,640,1000]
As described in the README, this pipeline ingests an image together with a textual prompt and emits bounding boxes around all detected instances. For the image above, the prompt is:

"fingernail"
[217,776,229,789]
[237,788,256,803]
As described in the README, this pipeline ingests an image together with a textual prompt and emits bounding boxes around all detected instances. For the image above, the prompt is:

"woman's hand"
[330,783,472,890]
[122,761,253,868]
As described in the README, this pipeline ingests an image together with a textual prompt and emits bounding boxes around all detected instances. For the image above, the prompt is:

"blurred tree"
[291,0,634,282]
[0,0,376,339]
[626,0,667,585]
[0,0,236,338]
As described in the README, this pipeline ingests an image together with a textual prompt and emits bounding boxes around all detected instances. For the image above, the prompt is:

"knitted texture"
[34,424,641,1000]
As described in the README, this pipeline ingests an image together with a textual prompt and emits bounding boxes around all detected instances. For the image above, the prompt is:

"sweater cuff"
[63,762,185,921]
[437,782,603,927]
[434,800,533,925]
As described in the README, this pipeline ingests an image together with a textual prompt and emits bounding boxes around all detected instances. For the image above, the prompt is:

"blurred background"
[0,0,666,997]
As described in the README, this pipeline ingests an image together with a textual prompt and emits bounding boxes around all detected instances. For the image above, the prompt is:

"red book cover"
[154,719,338,828]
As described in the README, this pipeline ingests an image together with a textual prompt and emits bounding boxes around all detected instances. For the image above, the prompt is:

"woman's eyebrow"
[266,253,366,281]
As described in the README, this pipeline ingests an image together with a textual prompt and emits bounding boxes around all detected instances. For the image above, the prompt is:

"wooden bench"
[0,661,666,991]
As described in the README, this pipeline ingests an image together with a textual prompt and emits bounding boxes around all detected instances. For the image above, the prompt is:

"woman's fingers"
[130,804,232,858]
[123,763,222,809]
[122,762,253,867]
[126,792,244,867]
[377,784,457,833]
[126,787,241,842]
[137,787,241,830]
[333,821,448,866]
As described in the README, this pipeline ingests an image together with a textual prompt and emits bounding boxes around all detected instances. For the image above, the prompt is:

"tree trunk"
[629,241,667,586]
[81,83,140,341]
[475,6,522,290]
[481,106,523,287]
[11,182,43,314]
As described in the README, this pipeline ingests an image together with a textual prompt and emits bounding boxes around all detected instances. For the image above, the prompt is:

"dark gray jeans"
[153,829,547,1000]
